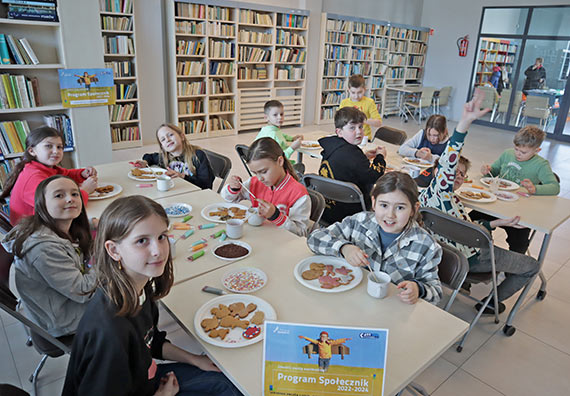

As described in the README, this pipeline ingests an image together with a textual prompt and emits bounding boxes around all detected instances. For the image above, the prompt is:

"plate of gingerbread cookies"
[294,256,363,293]
[88,182,123,200]
[127,167,166,182]
[201,203,250,223]
[194,294,276,348]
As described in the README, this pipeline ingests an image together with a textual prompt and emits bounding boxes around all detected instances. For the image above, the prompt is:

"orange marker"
[191,243,207,252]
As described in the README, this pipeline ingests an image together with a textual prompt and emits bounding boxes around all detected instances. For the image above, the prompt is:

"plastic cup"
[225,219,244,239]
[367,271,391,299]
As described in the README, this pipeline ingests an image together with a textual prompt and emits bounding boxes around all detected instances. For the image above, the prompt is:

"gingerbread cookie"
[302,269,323,280]
[210,304,231,319]
[220,316,249,329]
[209,328,230,340]
[200,317,219,332]
[228,302,250,318]
[250,311,265,325]
[309,262,325,271]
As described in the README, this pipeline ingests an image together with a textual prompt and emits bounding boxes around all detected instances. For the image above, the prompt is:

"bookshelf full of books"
[166,1,308,139]
[474,38,518,86]
[316,13,430,123]
[0,1,77,194]
[99,0,142,150]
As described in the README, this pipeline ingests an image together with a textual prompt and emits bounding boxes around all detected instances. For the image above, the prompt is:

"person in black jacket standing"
[523,57,546,94]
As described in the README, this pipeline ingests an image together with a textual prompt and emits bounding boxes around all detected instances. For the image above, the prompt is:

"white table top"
[86,161,200,218]
[163,259,468,396]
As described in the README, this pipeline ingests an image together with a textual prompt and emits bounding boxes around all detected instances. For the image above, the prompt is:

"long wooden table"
[86,161,200,218]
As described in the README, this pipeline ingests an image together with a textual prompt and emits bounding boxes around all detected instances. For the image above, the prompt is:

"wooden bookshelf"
[99,0,142,150]
[474,38,517,86]
[166,1,308,139]
[315,13,430,124]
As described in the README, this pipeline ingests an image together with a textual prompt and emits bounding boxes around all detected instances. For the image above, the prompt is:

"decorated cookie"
[242,325,261,339]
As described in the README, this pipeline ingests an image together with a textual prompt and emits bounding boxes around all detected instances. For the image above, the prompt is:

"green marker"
[188,250,205,261]
[182,214,193,223]
[211,229,225,238]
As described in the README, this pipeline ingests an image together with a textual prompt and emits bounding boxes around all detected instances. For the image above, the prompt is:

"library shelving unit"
[315,13,430,124]
[0,15,76,191]
[166,1,308,140]
[99,0,142,150]
[475,38,517,86]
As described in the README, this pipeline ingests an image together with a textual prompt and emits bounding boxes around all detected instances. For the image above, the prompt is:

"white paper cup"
[247,208,264,226]
[367,271,391,299]
[226,219,244,239]
[157,175,174,191]
[168,237,177,260]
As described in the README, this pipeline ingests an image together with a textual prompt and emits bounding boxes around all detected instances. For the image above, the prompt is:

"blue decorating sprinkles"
[165,204,190,216]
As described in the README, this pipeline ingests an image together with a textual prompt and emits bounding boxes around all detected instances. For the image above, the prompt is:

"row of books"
[388,53,407,66]
[0,159,17,190]
[239,10,272,26]
[351,62,371,75]
[406,68,421,79]
[111,125,140,143]
[408,55,424,67]
[325,44,349,60]
[391,28,428,42]
[388,67,405,79]
[390,40,408,52]
[374,48,388,63]
[100,0,133,14]
[409,42,427,54]
[352,48,372,61]
[116,83,137,100]
[6,0,58,22]
[177,80,205,96]
[175,3,204,19]
[278,14,307,29]
[239,30,272,45]
[210,79,230,94]
[276,30,306,46]
[0,120,29,154]
[103,36,134,55]
[101,16,133,31]
[321,92,345,105]
[176,61,205,76]
[178,99,203,115]
[209,40,234,58]
[238,65,267,80]
[209,61,233,75]
[376,37,389,49]
[353,22,374,35]
[320,107,335,120]
[180,119,206,135]
[326,19,350,32]
[210,116,233,131]
[372,76,385,89]
[207,6,230,22]
[323,61,350,77]
[209,22,235,37]
[177,40,205,56]
[105,60,135,77]
[0,74,40,109]
[376,25,390,36]
[275,48,305,63]
[44,113,74,148]
[373,63,388,75]
[353,34,374,46]
[322,78,346,91]
[276,65,304,80]
[0,34,39,65]
[109,103,137,122]
[238,46,270,63]
[176,21,205,35]
[209,98,234,112]
[326,31,349,44]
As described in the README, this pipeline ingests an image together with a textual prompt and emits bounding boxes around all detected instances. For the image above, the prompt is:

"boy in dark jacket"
[318,107,386,224]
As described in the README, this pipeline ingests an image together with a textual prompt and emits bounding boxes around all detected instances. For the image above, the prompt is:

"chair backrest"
[419,87,436,106]
[0,384,30,396]
[203,149,232,193]
[479,86,497,110]
[307,189,325,231]
[234,144,252,177]
[0,243,13,290]
[497,89,512,113]
[438,243,469,293]
[374,126,407,145]
[302,174,367,212]
[419,207,493,251]
[292,162,305,179]
[524,95,550,119]
[437,86,452,106]
[511,91,523,115]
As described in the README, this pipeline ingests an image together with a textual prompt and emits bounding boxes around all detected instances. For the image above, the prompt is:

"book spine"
[5,35,24,64]
[3,0,57,7]
[8,11,58,21]
[19,38,40,65]
[9,75,22,108]
[0,35,11,64]
[0,123,14,154]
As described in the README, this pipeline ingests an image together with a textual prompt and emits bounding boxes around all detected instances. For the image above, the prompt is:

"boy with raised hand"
[255,99,303,160]
[473,126,559,253]
[318,107,386,225]
[338,74,382,141]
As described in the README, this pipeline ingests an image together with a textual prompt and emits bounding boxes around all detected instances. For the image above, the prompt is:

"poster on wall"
[262,321,388,396]
[58,68,115,108]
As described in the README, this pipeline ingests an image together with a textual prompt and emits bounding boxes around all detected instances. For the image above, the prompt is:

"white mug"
[367,271,391,299]
[247,208,264,227]
[401,165,421,179]
[226,219,244,239]
[157,175,174,192]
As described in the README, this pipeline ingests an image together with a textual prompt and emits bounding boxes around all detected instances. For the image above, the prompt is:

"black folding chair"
[437,243,470,312]
[373,126,407,145]
[234,144,252,177]
[203,149,232,193]
[307,189,325,233]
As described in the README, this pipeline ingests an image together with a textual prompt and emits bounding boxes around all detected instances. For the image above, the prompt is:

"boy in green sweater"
[472,125,559,253]
[255,100,303,159]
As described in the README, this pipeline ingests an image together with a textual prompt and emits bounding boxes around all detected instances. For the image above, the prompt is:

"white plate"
[403,157,433,168]
[457,187,497,203]
[222,267,267,293]
[127,167,166,182]
[163,203,192,218]
[293,256,363,293]
[301,140,320,150]
[89,182,123,201]
[194,294,276,348]
[495,190,520,202]
[212,241,252,262]
[480,177,519,191]
[201,202,250,223]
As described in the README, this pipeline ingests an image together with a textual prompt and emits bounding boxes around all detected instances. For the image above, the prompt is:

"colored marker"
[220,232,227,242]
[182,229,195,239]
[191,238,207,247]
[173,223,192,230]
[191,243,207,252]
[211,229,225,239]
[198,223,217,230]
[182,214,193,223]
[188,250,205,261]
[136,183,153,188]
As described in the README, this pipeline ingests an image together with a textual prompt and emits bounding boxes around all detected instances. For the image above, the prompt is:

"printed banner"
[58,68,115,107]
[263,321,388,396]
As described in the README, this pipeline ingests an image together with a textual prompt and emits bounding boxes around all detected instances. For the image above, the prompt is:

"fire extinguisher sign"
[457,35,469,57]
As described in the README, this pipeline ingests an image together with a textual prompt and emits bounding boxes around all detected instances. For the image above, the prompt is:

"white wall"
[421,0,570,122]
[322,0,422,25]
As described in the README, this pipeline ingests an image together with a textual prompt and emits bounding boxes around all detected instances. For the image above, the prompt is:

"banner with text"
[263,321,388,396]
[58,68,115,108]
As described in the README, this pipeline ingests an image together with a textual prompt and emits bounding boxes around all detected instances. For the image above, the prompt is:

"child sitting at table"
[255,100,303,160]
[2,175,95,337]
[0,126,98,225]
[419,89,540,314]
[338,74,382,141]
[319,107,386,225]
[308,172,443,305]
[222,137,310,237]
[62,196,241,396]
[398,114,449,163]
[474,126,559,253]
[134,123,214,190]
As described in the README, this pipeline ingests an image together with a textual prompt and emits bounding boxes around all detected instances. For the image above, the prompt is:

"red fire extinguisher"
[457,35,469,57]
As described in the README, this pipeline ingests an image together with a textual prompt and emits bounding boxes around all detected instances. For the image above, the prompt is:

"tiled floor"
[2,117,570,395]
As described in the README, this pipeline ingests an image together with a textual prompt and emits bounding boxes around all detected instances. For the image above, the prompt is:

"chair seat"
[30,332,74,358]
[466,272,493,283]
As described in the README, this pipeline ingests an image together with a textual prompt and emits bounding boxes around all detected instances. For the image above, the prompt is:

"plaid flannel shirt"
[307,212,442,304]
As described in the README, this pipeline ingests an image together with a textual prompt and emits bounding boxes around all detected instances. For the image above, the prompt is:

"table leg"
[297,151,304,164]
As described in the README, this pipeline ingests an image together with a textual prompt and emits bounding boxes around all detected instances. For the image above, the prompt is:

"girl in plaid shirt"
[307,172,442,305]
